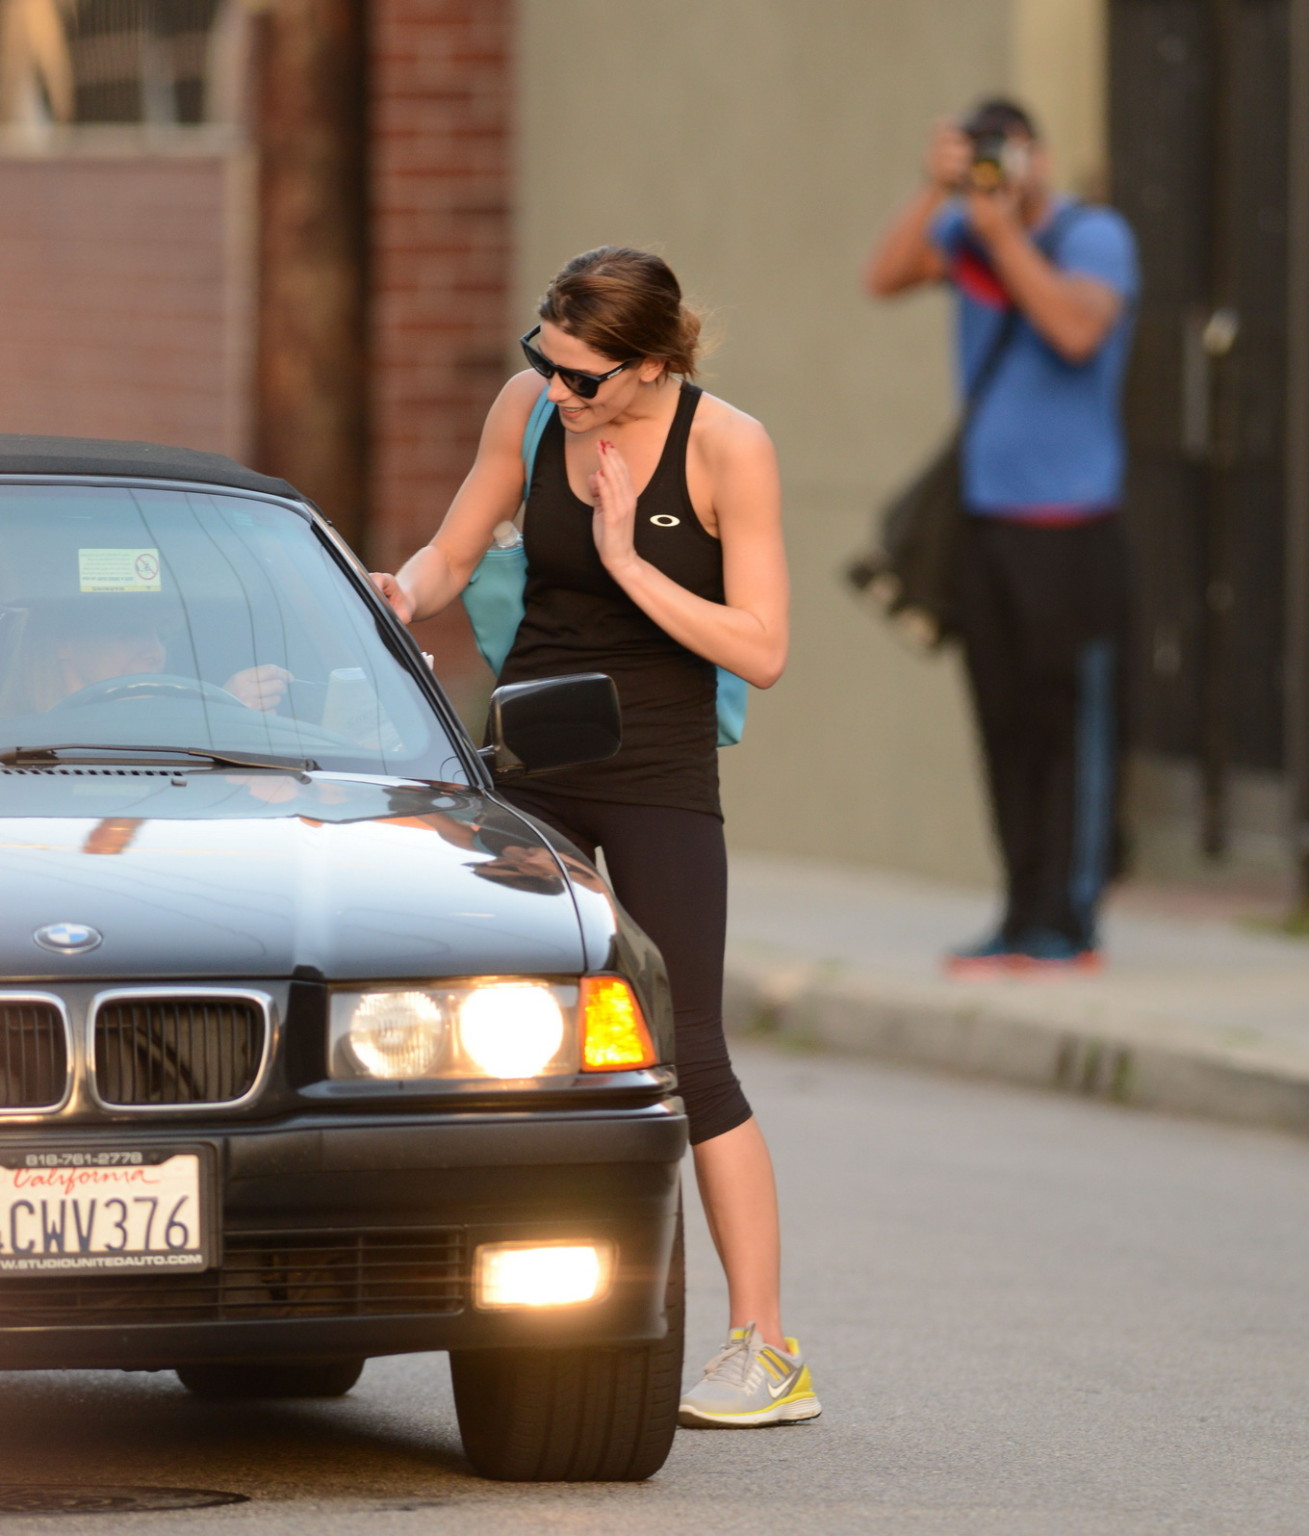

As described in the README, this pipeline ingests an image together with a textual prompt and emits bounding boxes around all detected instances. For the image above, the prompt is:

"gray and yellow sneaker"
[678,1322,822,1428]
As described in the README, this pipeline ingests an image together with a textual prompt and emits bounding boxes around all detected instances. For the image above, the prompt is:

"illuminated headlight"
[329,981,577,1081]
[335,990,447,1078]
[474,1241,614,1309]
[457,983,565,1079]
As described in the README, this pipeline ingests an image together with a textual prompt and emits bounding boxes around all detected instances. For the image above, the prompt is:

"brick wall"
[0,7,515,719]
[370,0,515,707]
[0,150,251,457]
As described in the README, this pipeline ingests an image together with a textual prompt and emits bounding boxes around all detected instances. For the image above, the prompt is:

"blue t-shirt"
[932,199,1139,517]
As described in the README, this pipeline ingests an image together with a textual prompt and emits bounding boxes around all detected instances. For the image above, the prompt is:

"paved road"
[2,1042,1306,1536]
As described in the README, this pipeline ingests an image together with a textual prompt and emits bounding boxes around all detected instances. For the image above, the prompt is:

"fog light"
[474,1242,613,1309]
[581,976,655,1070]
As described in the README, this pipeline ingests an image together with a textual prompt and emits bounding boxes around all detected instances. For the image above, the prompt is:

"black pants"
[956,515,1129,949]
[500,785,751,1146]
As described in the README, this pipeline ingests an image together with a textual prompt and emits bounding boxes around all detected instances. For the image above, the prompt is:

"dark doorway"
[1109,0,1290,857]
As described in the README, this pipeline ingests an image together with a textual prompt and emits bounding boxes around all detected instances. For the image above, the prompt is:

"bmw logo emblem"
[34,922,103,955]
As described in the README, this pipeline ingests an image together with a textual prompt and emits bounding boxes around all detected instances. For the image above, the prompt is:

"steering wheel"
[51,673,246,710]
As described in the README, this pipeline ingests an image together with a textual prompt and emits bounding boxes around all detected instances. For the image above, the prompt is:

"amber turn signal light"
[581,976,656,1070]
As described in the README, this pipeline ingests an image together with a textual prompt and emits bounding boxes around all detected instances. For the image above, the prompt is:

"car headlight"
[336,989,448,1078]
[457,982,565,1079]
[329,981,577,1082]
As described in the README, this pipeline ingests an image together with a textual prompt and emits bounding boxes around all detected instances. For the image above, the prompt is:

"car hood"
[0,770,588,982]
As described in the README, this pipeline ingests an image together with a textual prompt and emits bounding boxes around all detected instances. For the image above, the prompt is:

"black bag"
[846,207,1081,649]
[845,432,966,649]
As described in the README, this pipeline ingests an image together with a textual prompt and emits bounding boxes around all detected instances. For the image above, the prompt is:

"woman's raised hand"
[369,571,415,624]
[588,439,640,577]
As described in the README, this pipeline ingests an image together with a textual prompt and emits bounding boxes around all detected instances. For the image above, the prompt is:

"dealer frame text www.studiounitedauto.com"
[0,1251,203,1271]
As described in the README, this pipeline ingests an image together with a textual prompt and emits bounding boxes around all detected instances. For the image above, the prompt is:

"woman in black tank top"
[371,248,820,1428]
[497,379,725,816]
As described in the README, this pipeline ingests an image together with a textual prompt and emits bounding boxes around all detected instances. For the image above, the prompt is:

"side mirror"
[481,673,621,780]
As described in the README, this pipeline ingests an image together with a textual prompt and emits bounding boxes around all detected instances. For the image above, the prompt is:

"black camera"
[968,130,1008,192]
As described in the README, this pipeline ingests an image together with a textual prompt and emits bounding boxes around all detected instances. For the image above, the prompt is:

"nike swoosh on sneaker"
[765,1367,802,1400]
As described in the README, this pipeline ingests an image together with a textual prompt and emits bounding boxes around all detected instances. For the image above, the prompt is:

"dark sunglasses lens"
[559,369,601,399]
[521,339,552,380]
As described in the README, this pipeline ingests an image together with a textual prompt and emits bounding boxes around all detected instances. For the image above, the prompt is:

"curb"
[723,951,1309,1139]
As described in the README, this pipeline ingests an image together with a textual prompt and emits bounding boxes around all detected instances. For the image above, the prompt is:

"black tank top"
[497,384,724,817]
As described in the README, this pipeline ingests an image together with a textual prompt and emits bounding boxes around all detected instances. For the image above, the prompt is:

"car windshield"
[0,484,468,783]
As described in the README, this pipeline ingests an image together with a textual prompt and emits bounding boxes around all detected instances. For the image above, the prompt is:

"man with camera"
[863,99,1139,972]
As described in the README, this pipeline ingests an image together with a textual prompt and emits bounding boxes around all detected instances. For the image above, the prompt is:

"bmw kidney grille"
[0,992,271,1113]
[92,995,269,1108]
[0,1000,70,1111]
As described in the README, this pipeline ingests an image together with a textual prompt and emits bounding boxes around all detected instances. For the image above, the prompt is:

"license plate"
[0,1149,211,1275]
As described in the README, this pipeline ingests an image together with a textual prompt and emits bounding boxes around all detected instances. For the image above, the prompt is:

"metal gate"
[1109,0,1291,855]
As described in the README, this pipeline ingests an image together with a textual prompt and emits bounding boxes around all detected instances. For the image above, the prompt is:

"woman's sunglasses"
[519,325,635,400]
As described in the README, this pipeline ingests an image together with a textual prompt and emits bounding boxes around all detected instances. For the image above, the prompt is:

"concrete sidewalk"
[724,853,1309,1137]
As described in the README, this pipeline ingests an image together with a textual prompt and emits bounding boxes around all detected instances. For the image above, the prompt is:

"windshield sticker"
[78,548,163,593]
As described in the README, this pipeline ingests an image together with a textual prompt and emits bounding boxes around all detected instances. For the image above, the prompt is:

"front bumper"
[0,1103,686,1371]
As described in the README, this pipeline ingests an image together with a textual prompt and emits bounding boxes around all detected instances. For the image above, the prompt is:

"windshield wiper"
[0,744,319,772]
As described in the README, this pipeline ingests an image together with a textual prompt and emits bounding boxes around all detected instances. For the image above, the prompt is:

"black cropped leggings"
[500,784,751,1146]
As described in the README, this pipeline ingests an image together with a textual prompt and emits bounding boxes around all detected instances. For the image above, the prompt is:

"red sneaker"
[944,933,1016,977]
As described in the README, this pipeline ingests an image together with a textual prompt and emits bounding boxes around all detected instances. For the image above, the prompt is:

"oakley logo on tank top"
[497,384,726,819]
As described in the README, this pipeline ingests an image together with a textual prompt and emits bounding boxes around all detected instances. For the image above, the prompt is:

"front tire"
[450,1214,684,1481]
[174,1358,365,1399]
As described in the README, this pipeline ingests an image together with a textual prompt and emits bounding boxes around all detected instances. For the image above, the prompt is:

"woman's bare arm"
[371,370,542,623]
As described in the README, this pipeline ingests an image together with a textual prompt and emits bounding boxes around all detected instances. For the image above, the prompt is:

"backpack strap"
[521,387,554,488]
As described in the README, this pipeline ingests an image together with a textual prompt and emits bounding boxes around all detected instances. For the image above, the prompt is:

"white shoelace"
[699,1325,759,1387]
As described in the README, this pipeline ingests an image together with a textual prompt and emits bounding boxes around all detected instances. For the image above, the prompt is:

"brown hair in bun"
[538,246,702,378]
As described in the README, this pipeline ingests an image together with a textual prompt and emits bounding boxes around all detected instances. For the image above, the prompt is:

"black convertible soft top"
[0,433,299,500]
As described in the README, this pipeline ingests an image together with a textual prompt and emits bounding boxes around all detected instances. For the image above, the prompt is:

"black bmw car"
[0,435,686,1482]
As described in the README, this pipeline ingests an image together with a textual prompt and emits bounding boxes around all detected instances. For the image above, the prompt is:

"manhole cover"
[0,1486,249,1516]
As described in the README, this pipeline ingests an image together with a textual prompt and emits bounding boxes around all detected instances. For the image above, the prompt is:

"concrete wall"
[1013,0,1107,195]
[518,0,1108,882]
